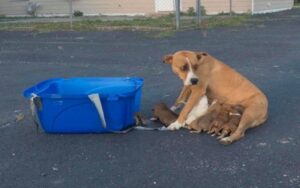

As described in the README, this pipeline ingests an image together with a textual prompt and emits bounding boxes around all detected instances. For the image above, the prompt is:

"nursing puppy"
[152,102,178,126]
[217,105,245,139]
[152,100,208,128]
[208,104,232,135]
[163,50,268,144]
[188,101,222,133]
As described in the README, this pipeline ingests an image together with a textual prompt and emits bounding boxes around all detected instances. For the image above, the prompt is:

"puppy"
[208,103,232,136]
[188,101,222,133]
[152,102,178,126]
[217,105,245,139]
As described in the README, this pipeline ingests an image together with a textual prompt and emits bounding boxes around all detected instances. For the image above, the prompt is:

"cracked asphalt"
[0,9,299,188]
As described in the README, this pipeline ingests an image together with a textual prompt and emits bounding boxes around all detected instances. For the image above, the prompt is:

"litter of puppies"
[150,101,245,142]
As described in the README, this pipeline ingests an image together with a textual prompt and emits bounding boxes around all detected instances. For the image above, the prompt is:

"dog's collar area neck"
[229,112,241,116]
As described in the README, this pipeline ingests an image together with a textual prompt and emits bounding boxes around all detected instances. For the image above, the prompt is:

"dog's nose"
[190,78,198,85]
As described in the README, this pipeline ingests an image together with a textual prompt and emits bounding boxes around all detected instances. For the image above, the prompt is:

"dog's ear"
[195,52,208,63]
[163,54,173,64]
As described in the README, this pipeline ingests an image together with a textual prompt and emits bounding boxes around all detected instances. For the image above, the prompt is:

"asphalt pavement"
[0,9,299,188]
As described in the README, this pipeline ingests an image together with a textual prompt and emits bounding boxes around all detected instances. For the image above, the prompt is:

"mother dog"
[163,50,268,145]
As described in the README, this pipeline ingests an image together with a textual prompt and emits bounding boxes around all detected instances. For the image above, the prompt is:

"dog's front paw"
[168,121,184,130]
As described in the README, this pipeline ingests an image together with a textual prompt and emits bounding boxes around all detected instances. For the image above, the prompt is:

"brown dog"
[217,105,245,139]
[188,101,222,133]
[163,50,268,144]
[152,102,178,126]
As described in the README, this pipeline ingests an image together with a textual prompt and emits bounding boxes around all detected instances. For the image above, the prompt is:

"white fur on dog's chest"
[168,95,209,130]
[185,95,209,125]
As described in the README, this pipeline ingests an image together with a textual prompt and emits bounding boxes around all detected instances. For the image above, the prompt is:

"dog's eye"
[181,64,188,71]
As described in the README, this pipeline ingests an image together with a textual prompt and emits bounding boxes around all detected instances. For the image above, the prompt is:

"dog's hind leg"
[219,97,268,145]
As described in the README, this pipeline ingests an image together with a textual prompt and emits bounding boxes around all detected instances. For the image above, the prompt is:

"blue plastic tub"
[23,77,144,133]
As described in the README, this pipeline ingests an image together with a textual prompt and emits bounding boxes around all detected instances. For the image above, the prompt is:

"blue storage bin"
[23,77,144,133]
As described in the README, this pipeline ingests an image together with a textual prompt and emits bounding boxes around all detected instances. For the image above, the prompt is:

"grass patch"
[0,14,250,33]
[0,15,175,32]
[200,14,250,29]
